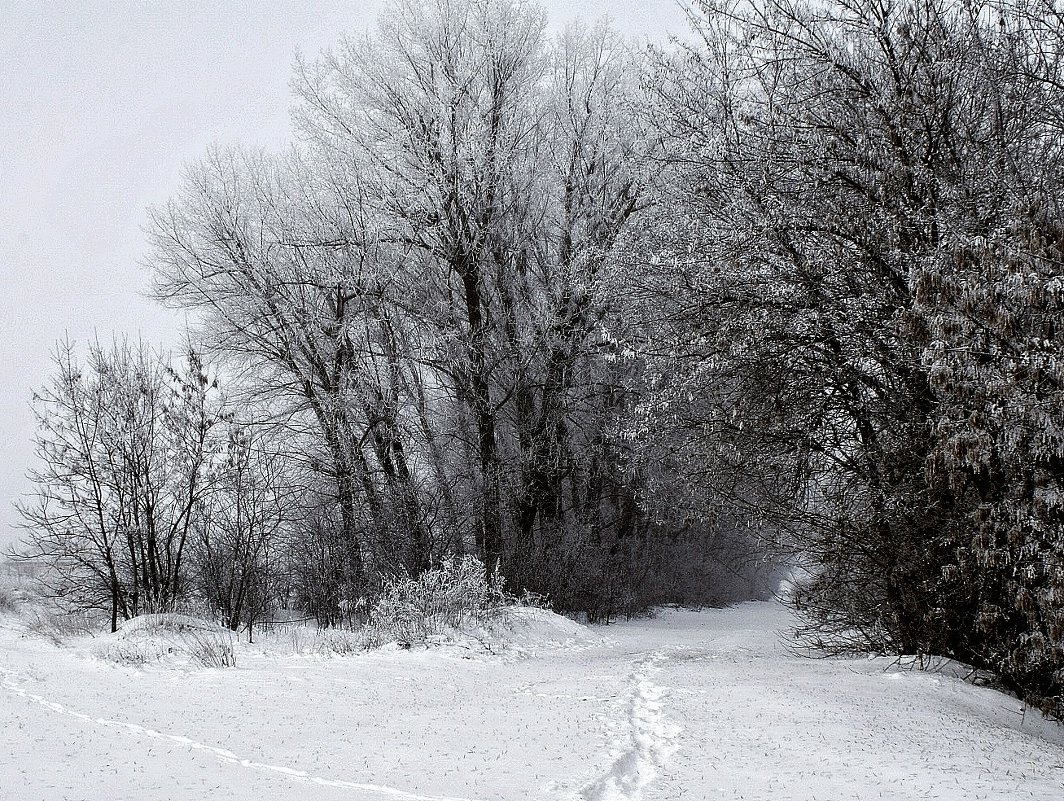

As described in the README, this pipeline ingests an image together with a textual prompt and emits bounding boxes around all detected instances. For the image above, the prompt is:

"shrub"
[180,628,236,668]
[363,556,507,646]
[25,606,101,645]
[313,628,365,655]
[93,639,159,667]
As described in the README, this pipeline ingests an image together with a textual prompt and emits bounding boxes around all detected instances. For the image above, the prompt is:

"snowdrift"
[85,605,603,668]
[501,606,606,650]
[92,613,236,668]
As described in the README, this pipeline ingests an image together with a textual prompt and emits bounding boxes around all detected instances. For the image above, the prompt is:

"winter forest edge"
[6,0,1064,727]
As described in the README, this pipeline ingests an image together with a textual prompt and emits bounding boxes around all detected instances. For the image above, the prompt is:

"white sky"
[0,0,688,552]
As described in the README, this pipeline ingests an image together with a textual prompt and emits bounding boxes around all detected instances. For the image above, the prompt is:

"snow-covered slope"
[1,603,1061,800]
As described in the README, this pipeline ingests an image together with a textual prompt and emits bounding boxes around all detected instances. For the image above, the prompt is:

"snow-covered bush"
[362,556,507,646]
[92,639,158,667]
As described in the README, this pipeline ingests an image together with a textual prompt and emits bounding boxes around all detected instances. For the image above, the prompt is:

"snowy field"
[1,602,1062,801]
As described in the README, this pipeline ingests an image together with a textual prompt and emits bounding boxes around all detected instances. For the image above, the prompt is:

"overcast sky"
[0,0,687,552]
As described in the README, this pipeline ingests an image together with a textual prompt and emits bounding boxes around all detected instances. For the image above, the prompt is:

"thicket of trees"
[16,0,1064,717]
[18,344,225,631]
[629,0,1064,716]
[20,0,776,634]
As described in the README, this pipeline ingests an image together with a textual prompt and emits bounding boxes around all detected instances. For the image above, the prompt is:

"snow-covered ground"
[1,602,1062,801]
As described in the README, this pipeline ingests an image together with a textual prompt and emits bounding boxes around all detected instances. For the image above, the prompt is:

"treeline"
[627,0,1064,717]
[19,0,776,635]
[16,0,1064,717]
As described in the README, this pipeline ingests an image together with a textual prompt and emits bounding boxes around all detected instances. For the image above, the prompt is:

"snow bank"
[497,606,607,652]
[92,613,235,668]
[504,605,601,639]
[115,613,224,636]
[238,605,605,661]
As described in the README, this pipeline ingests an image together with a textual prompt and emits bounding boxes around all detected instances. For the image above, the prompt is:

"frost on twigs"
[359,556,510,650]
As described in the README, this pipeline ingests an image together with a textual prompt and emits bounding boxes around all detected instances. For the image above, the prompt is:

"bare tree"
[150,150,386,593]
[18,342,224,630]
[150,0,751,623]
[192,424,288,633]
[294,4,655,586]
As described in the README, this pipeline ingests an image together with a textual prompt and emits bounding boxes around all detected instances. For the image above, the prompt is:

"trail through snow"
[580,649,681,801]
[2,603,1063,801]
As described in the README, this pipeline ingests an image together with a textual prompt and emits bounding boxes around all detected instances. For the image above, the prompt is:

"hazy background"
[0,0,687,553]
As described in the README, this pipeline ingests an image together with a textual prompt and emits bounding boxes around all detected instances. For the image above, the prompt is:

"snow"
[114,613,224,635]
[1,602,1062,800]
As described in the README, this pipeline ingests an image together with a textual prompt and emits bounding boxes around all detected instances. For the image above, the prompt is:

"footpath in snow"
[1,602,1062,801]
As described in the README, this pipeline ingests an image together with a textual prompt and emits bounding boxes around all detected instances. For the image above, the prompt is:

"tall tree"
[150,150,390,591]
[293,0,549,573]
